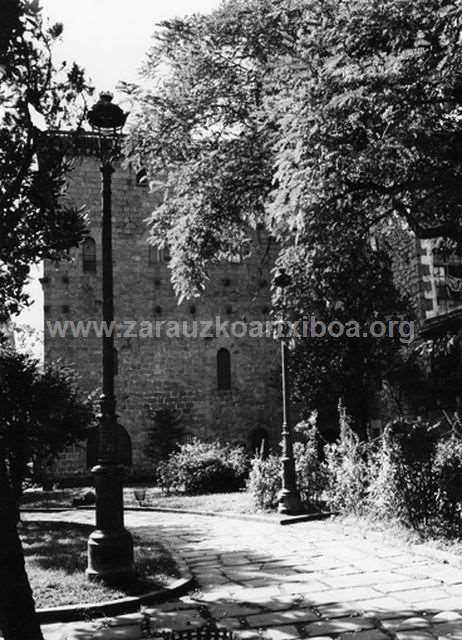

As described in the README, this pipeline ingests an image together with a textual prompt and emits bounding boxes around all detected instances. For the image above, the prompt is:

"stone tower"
[43,146,282,480]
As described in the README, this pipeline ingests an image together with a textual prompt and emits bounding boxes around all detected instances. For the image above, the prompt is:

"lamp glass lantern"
[87,91,127,162]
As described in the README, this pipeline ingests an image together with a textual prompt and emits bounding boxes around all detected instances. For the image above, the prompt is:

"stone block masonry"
[44,154,282,479]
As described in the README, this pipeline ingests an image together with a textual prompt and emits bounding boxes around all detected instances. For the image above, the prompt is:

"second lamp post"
[274,269,303,515]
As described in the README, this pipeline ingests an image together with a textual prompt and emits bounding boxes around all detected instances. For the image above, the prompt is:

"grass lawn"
[22,487,262,515]
[20,521,179,609]
[127,488,260,514]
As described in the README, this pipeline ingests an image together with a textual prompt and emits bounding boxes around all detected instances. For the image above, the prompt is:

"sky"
[40,0,221,94]
[15,0,221,356]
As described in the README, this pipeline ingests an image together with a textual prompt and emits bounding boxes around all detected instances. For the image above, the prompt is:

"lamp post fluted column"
[278,336,303,514]
[86,92,133,582]
[274,268,303,515]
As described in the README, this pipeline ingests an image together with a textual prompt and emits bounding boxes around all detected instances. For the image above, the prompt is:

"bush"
[386,418,440,531]
[323,404,369,514]
[247,452,281,511]
[156,438,249,495]
[145,405,184,465]
[365,427,402,522]
[245,404,462,537]
[247,417,328,512]
[325,412,462,538]
[434,434,462,537]
[294,418,327,510]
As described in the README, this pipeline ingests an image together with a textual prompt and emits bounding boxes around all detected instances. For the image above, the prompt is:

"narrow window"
[217,348,231,390]
[82,237,96,273]
[148,245,160,265]
[148,245,170,265]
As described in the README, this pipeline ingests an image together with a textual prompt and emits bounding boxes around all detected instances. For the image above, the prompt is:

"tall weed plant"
[323,402,369,514]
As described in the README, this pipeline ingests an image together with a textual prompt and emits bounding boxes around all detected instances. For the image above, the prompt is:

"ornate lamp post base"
[278,487,303,515]
[86,463,133,583]
[87,529,134,583]
[277,450,303,515]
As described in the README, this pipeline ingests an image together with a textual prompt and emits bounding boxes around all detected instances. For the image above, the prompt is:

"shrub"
[323,403,369,514]
[247,452,281,511]
[156,438,249,495]
[246,405,462,533]
[434,434,462,537]
[294,418,327,510]
[247,417,328,512]
[387,418,440,531]
[145,405,184,465]
[365,427,402,522]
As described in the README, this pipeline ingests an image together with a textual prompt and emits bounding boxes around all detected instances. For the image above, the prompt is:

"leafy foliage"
[127,0,441,425]
[324,409,462,538]
[0,0,93,316]
[156,438,249,495]
[365,428,403,521]
[434,434,462,533]
[323,403,369,513]
[247,451,281,511]
[385,418,462,536]
[247,416,328,512]
[293,417,327,509]
[125,0,462,290]
[0,346,97,502]
[145,405,184,465]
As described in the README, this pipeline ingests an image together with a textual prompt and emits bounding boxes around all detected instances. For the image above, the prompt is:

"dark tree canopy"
[0,0,93,317]
[127,0,462,298]
[128,0,446,423]
[0,4,93,637]
[0,346,97,502]
[0,346,96,640]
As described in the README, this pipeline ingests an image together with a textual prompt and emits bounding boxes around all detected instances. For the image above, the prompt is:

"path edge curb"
[21,505,333,525]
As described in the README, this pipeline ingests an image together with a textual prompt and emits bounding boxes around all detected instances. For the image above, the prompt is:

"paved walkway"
[23,510,462,640]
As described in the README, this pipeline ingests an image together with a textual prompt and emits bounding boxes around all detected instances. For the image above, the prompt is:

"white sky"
[41,0,221,93]
[15,0,221,356]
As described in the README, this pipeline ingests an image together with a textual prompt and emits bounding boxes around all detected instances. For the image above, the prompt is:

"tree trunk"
[0,456,44,640]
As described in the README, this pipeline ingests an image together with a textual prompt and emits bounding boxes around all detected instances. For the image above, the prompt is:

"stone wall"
[44,154,282,480]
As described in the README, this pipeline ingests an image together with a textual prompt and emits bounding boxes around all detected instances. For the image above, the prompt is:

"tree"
[269,0,462,246]
[0,348,96,640]
[0,347,97,502]
[145,405,184,466]
[126,0,423,427]
[125,0,291,298]
[0,1,92,637]
[0,0,92,318]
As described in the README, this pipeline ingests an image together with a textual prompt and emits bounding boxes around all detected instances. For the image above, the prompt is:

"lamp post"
[86,92,134,582]
[274,268,303,515]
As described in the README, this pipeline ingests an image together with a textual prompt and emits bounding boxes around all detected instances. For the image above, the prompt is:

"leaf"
[438,5,457,18]
[48,22,63,39]
[25,0,41,14]
[324,53,344,71]
[27,104,47,131]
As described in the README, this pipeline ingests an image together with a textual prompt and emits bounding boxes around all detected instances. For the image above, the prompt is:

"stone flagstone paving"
[19,510,462,640]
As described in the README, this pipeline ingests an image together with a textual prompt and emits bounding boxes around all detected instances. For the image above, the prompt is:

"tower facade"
[43,150,282,480]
